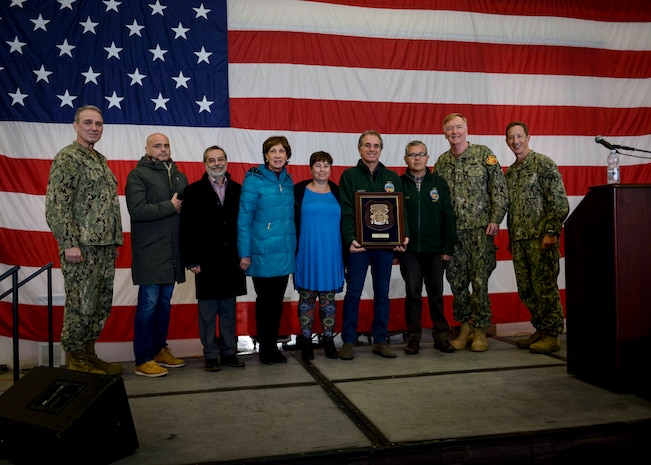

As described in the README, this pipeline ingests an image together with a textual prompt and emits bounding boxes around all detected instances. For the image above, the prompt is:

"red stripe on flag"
[229,99,651,137]
[1,156,647,198]
[0,290,551,342]
[0,228,133,269]
[1,227,539,269]
[230,31,651,79]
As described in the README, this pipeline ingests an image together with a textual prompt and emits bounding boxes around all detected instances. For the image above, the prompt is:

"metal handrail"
[1,263,54,383]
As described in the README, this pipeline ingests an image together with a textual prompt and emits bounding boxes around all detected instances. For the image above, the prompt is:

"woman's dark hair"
[309,151,333,167]
[262,135,292,165]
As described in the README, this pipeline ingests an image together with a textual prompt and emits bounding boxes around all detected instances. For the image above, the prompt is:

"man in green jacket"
[505,121,569,354]
[126,133,188,377]
[45,105,123,375]
[338,130,409,360]
[400,141,457,355]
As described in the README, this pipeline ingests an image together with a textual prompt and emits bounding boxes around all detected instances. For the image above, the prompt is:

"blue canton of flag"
[0,0,229,127]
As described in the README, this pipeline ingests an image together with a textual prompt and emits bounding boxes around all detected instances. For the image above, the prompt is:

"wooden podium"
[565,184,651,397]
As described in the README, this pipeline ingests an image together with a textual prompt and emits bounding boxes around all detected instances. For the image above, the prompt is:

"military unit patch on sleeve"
[486,155,498,165]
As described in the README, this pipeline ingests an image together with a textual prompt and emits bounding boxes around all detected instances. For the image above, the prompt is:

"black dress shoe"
[222,354,246,368]
[434,340,455,353]
[272,350,287,364]
[204,358,221,372]
[259,351,275,365]
[405,339,420,355]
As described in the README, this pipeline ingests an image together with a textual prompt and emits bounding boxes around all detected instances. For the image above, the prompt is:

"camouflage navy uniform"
[434,143,508,329]
[506,150,569,336]
[45,141,123,353]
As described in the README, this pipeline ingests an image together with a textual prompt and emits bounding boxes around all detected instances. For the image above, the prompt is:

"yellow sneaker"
[135,360,168,377]
[154,347,185,368]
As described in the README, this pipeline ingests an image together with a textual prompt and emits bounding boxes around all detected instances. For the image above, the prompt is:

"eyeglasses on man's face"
[406,152,427,158]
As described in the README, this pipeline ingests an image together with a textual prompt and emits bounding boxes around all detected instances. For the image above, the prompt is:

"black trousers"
[252,275,289,350]
[399,251,451,342]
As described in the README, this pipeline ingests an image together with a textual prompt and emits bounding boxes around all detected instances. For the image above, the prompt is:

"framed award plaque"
[354,192,405,249]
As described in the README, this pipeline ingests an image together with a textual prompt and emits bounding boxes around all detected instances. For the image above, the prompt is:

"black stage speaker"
[0,366,138,464]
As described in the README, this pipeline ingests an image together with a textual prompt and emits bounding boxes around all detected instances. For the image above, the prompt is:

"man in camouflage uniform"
[434,113,508,352]
[505,121,569,354]
[45,105,123,375]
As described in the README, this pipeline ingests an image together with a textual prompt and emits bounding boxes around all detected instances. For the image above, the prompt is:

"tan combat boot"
[68,349,105,375]
[515,330,543,349]
[86,340,123,375]
[451,323,473,350]
[529,332,561,354]
[470,327,488,352]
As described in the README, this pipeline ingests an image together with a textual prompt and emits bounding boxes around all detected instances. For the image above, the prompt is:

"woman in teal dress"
[294,151,344,361]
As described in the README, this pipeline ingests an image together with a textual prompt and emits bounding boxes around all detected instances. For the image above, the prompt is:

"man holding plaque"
[435,113,508,352]
[400,141,457,355]
[338,130,408,360]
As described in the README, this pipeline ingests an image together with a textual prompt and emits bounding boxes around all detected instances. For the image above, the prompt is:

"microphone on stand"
[595,136,636,151]
[595,136,616,150]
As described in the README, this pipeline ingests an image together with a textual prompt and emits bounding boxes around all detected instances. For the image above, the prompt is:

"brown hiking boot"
[451,323,472,350]
[372,343,396,358]
[68,350,105,375]
[339,343,354,360]
[86,341,123,375]
[515,330,543,349]
[470,328,488,352]
[529,333,561,354]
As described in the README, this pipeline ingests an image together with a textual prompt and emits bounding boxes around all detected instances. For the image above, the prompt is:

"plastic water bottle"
[607,151,620,184]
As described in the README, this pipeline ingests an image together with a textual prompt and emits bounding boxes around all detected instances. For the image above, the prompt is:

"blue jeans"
[342,249,394,344]
[198,297,238,359]
[134,284,174,365]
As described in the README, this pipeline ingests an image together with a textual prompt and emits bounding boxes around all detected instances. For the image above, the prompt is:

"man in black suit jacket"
[180,145,247,372]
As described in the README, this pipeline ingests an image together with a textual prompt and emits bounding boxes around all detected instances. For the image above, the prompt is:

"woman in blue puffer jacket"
[238,135,296,365]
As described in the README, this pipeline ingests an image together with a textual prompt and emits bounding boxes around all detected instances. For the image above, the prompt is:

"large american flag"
[1,0,651,343]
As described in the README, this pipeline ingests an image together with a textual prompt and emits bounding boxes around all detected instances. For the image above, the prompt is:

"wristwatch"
[546,229,555,237]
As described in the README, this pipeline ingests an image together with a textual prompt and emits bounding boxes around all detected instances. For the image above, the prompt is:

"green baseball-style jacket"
[401,169,456,255]
[339,159,408,248]
[505,150,569,240]
[45,141,123,250]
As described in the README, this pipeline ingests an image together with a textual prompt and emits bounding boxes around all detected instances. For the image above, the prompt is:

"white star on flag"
[9,88,28,106]
[104,42,122,59]
[57,39,75,57]
[79,16,99,34]
[152,93,170,111]
[105,91,124,109]
[56,89,77,108]
[30,14,50,31]
[7,36,27,54]
[81,66,101,84]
